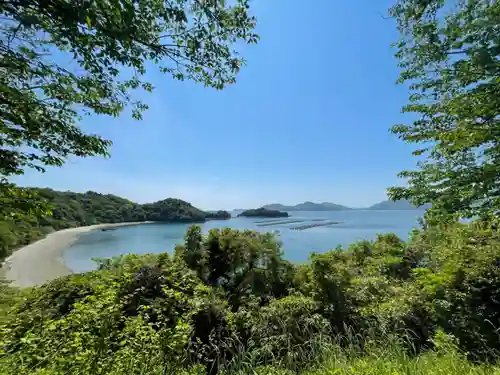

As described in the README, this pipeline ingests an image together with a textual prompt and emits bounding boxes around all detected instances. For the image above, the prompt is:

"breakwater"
[290,221,343,230]
[257,220,305,227]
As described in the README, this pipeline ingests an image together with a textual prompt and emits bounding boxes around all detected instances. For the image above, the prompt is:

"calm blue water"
[64,210,425,272]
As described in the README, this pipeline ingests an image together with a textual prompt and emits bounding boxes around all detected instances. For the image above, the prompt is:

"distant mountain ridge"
[258,200,430,212]
[367,200,431,210]
[262,202,352,211]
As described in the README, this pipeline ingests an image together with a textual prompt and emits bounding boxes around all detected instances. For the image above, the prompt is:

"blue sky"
[13,0,418,210]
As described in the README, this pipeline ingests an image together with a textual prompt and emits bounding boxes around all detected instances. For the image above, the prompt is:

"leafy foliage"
[0,0,258,181]
[0,182,51,220]
[1,222,500,374]
[388,0,500,219]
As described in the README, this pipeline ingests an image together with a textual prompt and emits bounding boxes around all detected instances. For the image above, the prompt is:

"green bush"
[1,222,500,374]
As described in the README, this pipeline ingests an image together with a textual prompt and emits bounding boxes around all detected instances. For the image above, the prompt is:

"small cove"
[64,210,425,272]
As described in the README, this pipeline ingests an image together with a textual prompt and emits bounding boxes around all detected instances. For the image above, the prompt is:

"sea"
[63,210,425,273]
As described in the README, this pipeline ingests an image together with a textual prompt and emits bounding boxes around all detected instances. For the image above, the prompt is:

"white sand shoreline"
[1,221,156,288]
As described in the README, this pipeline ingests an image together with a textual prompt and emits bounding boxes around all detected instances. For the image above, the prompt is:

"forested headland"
[0,188,230,261]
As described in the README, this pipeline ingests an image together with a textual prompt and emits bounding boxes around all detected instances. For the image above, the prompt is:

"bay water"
[64,210,425,272]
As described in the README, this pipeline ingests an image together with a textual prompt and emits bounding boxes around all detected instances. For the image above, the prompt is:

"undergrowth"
[0,221,499,374]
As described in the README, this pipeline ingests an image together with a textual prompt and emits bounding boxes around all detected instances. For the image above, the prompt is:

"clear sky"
[13,0,418,210]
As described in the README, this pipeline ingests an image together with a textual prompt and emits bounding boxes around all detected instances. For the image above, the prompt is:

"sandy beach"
[2,222,155,288]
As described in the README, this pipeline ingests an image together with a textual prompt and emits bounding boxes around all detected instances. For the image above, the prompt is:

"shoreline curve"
[1,221,155,288]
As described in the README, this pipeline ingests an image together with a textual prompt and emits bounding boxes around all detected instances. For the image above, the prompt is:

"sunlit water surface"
[64,210,425,272]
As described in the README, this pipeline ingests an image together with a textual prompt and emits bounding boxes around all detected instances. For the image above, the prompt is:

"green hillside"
[0,188,229,261]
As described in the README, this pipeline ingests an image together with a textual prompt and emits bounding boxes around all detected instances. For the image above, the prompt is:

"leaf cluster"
[389,0,500,219]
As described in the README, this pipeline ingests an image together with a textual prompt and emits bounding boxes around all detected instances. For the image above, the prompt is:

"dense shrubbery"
[0,188,230,261]
[1,220,499,374]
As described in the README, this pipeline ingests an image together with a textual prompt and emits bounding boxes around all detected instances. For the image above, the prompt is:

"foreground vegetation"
[0,188,230,261]
[1,220,499,374]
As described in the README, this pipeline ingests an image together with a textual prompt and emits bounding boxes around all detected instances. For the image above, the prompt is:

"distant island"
[256,200,430,212]
[205,210,232,220]
[237,208,289,218]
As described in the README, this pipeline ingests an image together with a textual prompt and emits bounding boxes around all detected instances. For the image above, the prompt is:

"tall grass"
[217,325,500,375]
[1,311,499,375]
[225,335,500,375]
